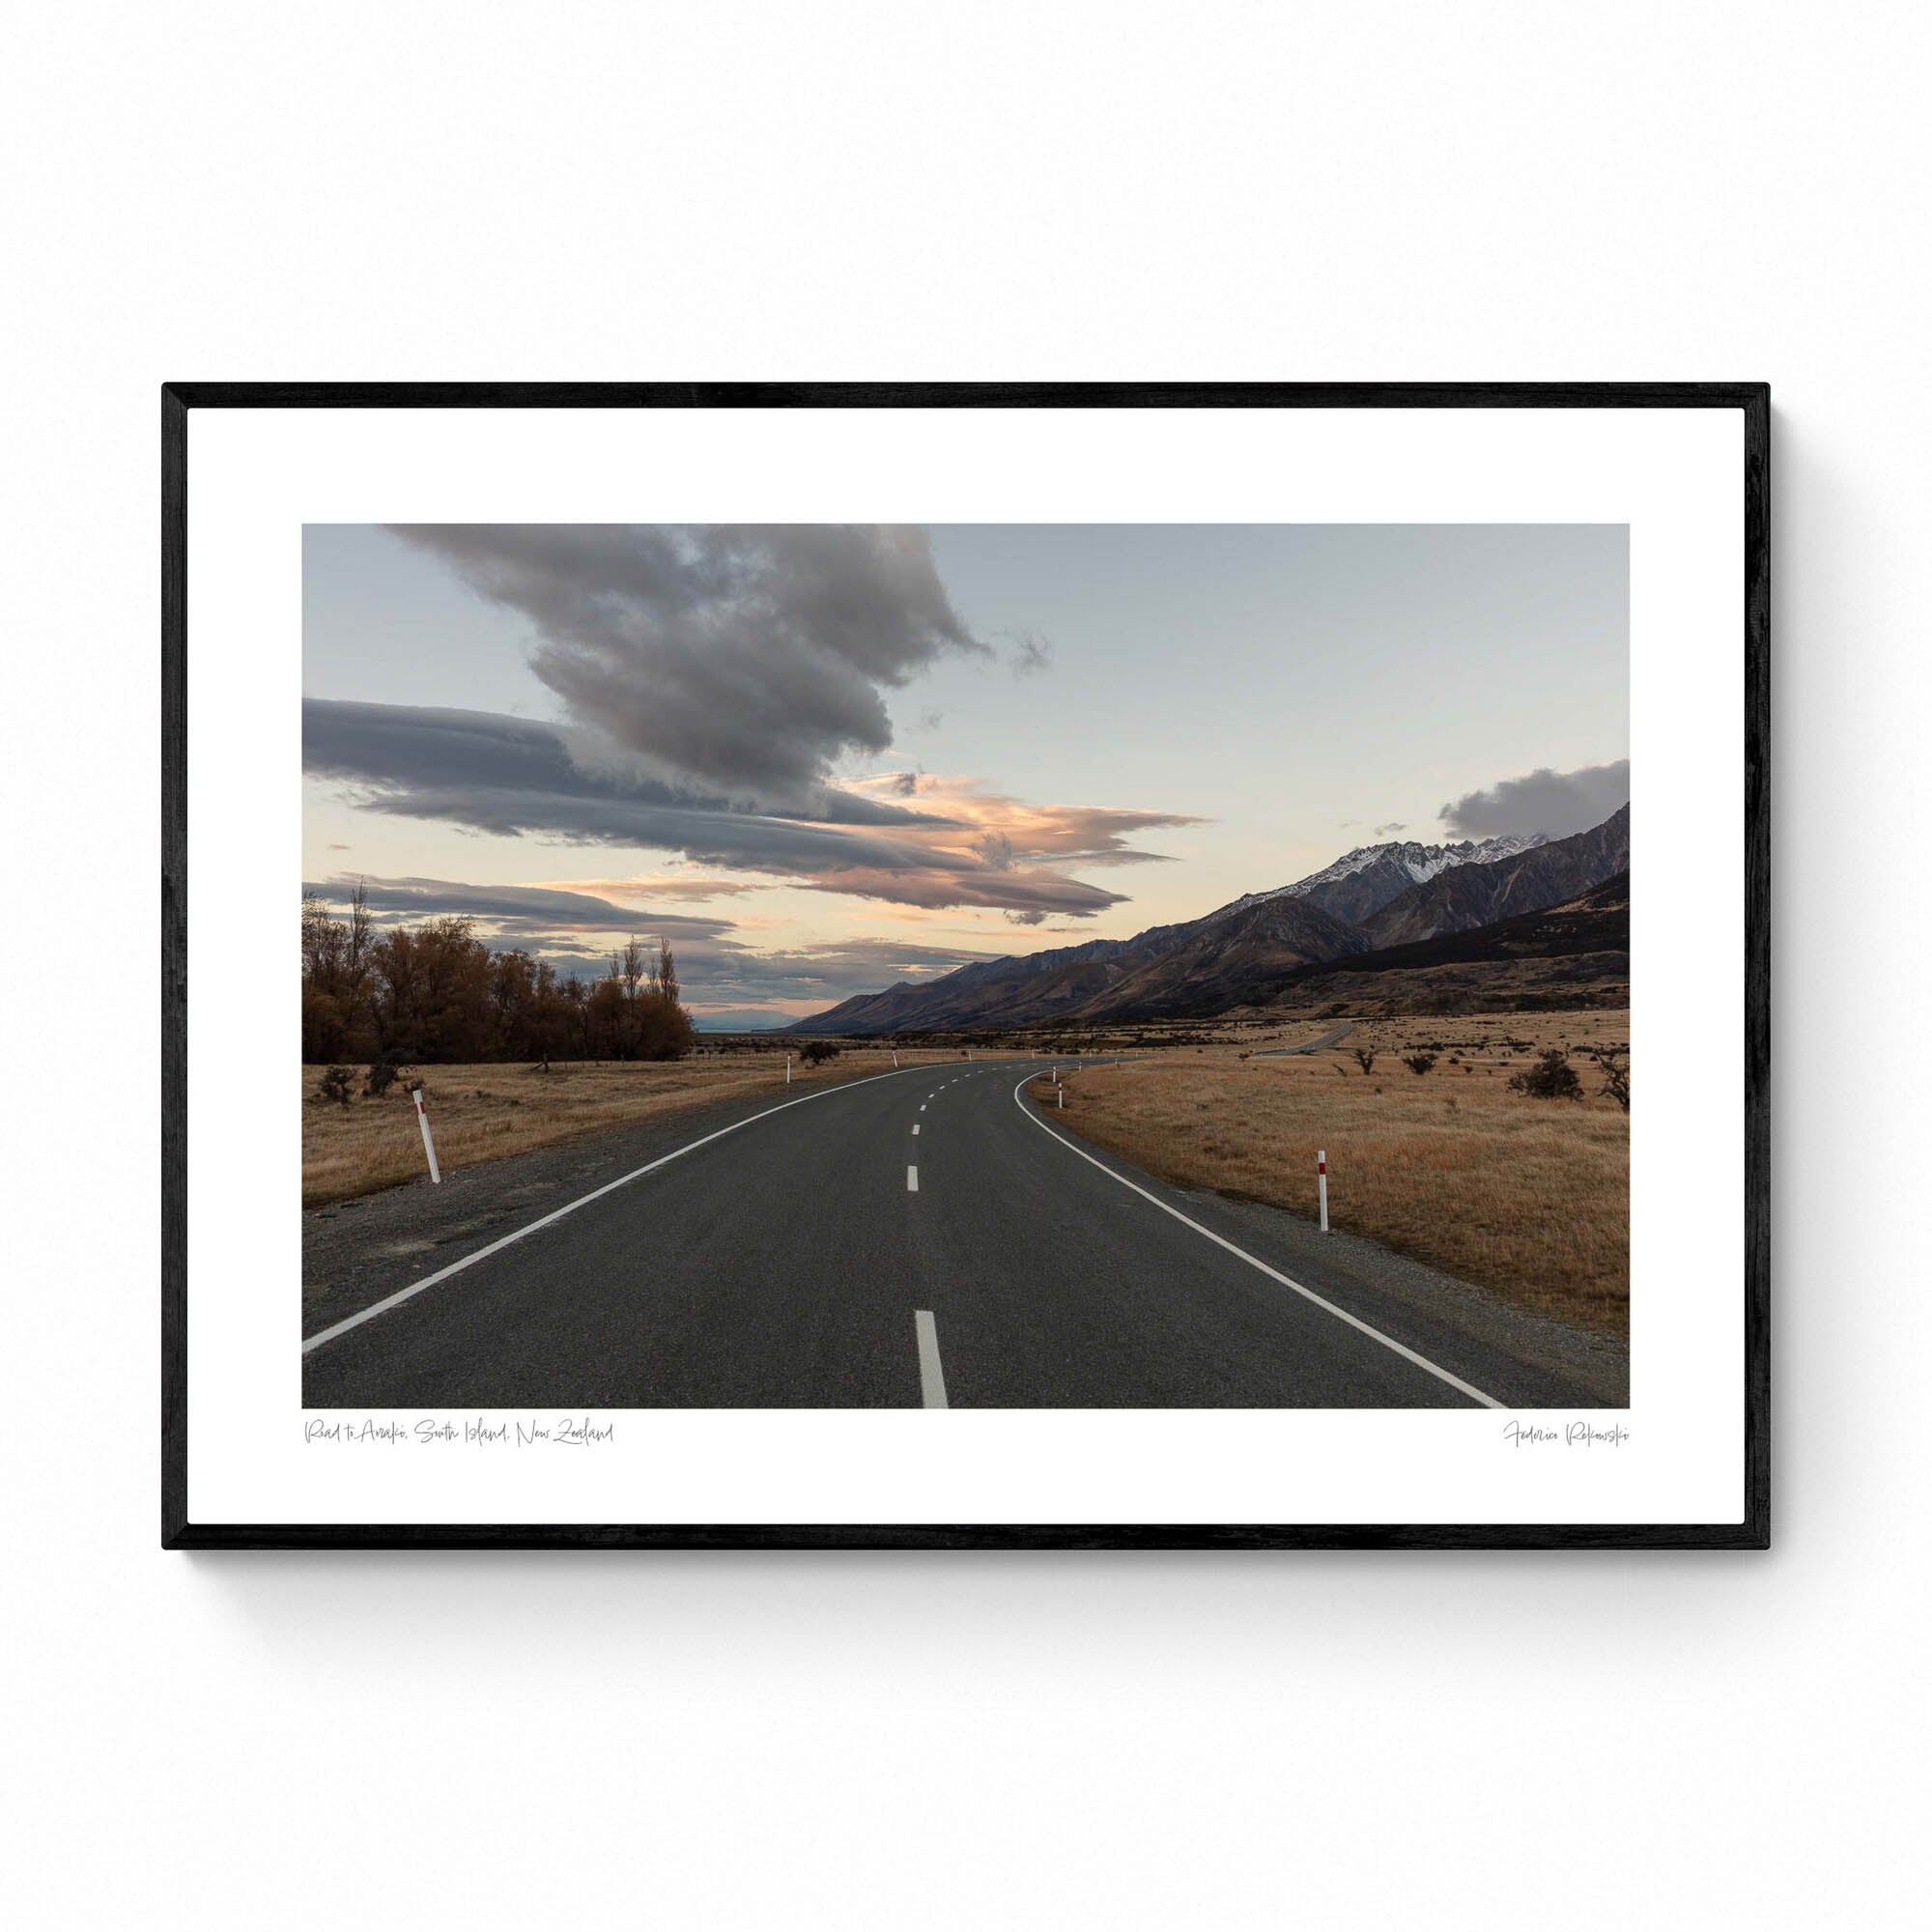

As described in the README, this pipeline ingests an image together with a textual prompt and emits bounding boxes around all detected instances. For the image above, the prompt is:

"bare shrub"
[317,1065,355,1106]
[1352,1046,1377,1075]
[1404,1052,1436,1076]
[1508,1048,1582,1101]
[799,1039,840,1066]
[1592,1049,1631,1111]
[362,1061,405,1097]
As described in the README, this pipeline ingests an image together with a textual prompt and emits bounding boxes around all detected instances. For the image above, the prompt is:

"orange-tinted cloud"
[306,700,1199,920]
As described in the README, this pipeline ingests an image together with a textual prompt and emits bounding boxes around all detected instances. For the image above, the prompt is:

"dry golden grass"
[1033,1009,1629,1334]
[301,1046,972,1207]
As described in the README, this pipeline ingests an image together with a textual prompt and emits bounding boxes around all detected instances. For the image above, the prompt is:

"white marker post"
[1318,1150,1329,1234]
[1058,1086,1065,1109]
[892,1049,898,1068]
[412,1085,441,1185]
[785,1053,792,1085]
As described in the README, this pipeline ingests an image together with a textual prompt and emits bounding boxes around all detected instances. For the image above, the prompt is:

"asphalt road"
[301,1058,1608,1409]
[1254,1021,1354,1056]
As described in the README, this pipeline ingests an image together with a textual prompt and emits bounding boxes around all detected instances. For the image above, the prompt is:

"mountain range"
[790,805,1630,1034]
[1227,831,1545,927]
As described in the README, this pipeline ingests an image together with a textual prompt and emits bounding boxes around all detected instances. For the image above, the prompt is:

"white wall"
[4,4,1923,1924]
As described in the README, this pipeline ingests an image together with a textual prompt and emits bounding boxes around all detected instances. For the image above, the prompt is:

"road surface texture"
[1253,1021,1353,1056]
[302,1058,1622,1409]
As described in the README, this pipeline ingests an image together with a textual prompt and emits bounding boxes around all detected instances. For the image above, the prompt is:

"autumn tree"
[301,893,696,1067]
[300,880,376,1061]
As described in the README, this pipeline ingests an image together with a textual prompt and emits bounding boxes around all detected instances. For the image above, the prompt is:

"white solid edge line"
[302,1060,942,1355]
[914,1309,948,1408]
[907,1164,919,1191]
[1009,1071,1504,1409]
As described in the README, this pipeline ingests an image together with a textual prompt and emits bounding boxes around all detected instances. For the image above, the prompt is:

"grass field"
[1030,1009,1629,1334]
[301,1045,974,1207]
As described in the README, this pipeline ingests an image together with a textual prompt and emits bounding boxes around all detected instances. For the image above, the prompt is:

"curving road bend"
[301,1058,1603,1409]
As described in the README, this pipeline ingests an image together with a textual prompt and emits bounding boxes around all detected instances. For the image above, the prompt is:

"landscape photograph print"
[300,522,1631,1411]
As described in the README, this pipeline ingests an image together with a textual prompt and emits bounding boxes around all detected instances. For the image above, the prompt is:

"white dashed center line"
[906,1164,919,1192]
[914,1310,948,1407]
[911,1123,920,1135]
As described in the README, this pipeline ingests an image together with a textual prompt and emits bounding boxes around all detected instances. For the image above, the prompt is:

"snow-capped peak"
[1217,832,1547,917]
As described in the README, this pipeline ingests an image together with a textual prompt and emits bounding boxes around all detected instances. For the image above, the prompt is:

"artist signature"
[1502,1420,1630,1449]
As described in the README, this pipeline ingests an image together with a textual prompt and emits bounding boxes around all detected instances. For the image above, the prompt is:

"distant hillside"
[790,893,1365,1035]
[796,933,1135,1036]
[1061,893,1370,1025]
[788,806,1631,1035]
[1360,806,1630,949]
[1243,871,1630,1019]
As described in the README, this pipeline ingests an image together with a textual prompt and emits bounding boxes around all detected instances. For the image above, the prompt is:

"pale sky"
[303,524,1627,1027]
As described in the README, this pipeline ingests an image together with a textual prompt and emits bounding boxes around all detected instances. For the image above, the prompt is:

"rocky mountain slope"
[1241,871,1630,1018]
[1359,807,1630,949]
[1054,893,1370,1025]
[1230,832,1546,927]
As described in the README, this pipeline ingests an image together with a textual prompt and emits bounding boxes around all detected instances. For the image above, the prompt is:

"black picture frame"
[162,381,1769,1550]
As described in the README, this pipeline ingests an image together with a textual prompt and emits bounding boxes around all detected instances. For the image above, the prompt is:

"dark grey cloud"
[385,524,989,808]
[535,874,762,902]
[305,875,735,939]
[302,698,961,883]
[1437,759,1630,839]
[788,866,1127,918]
[304,698,942,831]
[1372,820,1406,837]
[304,698,1187,919]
